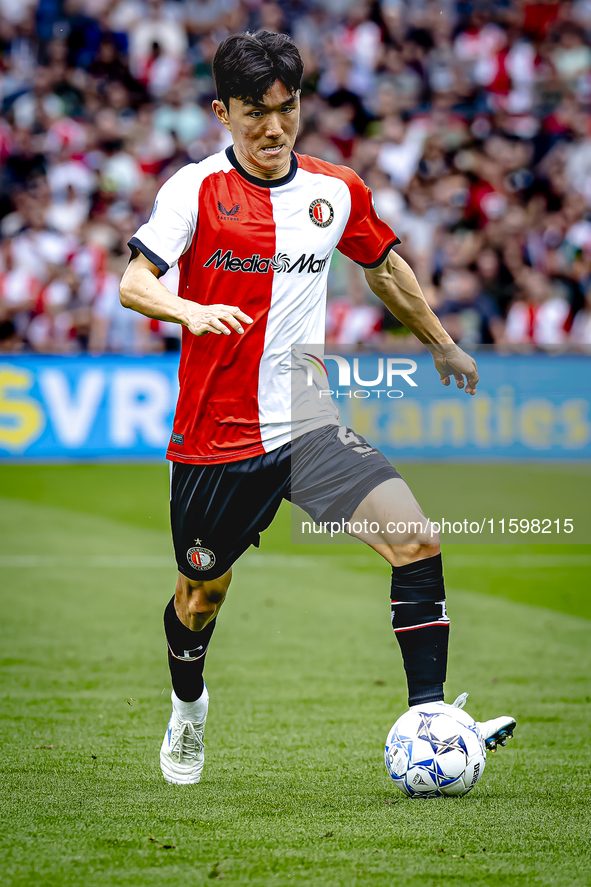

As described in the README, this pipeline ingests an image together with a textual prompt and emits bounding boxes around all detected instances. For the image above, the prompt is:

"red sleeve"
[338,174,400,268]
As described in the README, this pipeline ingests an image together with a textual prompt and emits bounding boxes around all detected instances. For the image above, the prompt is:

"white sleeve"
[128,163,200,274]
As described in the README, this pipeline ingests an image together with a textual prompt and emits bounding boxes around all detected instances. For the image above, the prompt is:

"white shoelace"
[451,692,469,709]
[170,721,204,763]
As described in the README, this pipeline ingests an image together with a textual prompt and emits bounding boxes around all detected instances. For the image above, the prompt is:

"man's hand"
[183,302,253,337]
[120,252,253,337]
[429,343,479,395]
[364,252,478,394]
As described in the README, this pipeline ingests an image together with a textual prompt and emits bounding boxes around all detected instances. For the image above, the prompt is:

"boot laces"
[451,692,469,709]
[170,720,204,763]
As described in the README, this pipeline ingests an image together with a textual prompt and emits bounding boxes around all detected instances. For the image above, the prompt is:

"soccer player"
[120,31,515,785]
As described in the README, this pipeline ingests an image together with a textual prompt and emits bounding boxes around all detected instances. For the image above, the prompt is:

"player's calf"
[164,593,218,703]
[390,553,449,706]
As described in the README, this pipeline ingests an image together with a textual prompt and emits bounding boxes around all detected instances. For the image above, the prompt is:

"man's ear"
[212,99,231,131]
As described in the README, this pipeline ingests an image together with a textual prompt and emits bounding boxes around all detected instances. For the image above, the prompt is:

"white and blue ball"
[385,706,486,798]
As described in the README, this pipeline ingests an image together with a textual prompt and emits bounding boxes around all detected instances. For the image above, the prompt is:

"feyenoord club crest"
[309,198,334,228]
[187,546,216,571]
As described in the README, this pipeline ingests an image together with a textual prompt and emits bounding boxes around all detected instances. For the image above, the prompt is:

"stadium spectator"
[1,0,591,352]
[127,0,188,79]
[570,284,591,345]
[505,267,571,344]
[89,251,153,351]
[0,237,40,340]
[153,83,208,148]
[437,266,503,345]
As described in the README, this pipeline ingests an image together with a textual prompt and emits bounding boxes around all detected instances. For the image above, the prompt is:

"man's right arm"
[119,252,253,337]
[364,250,479,395]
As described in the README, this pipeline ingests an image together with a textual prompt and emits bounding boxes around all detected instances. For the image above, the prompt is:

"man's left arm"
[364,250,479,395]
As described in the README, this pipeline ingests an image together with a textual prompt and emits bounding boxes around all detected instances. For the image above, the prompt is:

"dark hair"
[213,31,303,110]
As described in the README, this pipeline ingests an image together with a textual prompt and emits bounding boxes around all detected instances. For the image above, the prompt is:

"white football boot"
[160,686,208,785]
[476,714,517,752]
[412,692,516,752]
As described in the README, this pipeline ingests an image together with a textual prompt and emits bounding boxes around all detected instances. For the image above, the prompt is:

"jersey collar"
[225,146,298,187]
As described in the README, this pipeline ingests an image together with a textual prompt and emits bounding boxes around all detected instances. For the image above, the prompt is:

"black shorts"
[170,424,401,580]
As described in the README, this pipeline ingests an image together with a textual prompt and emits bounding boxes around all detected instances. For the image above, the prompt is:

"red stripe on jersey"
[296,153,399,266]
[167,169,276,464]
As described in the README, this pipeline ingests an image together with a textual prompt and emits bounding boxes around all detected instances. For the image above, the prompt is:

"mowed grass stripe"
[2,475,591,625]
[2,552,591,569]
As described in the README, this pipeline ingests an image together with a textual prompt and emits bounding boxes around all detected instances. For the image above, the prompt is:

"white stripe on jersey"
[257,169,354,448]
[133,152,233,270]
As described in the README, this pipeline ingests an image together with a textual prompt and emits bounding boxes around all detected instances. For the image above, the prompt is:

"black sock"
[390,554,449,707]
[164,596,216,702]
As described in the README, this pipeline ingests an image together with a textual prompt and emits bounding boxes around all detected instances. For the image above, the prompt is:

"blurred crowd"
[1,0,591,353]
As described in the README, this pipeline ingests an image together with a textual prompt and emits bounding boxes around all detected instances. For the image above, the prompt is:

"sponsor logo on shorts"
[187,546,216,571]
[204,249,329,275]
[309,198,334,227]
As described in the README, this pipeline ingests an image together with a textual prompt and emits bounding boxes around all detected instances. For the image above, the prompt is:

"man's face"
[213,80,300,179]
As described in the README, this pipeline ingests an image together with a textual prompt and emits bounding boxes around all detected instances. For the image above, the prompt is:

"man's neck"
[232,145,292,182]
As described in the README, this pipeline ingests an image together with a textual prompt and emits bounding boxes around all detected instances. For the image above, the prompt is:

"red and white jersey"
[130,147,399,464]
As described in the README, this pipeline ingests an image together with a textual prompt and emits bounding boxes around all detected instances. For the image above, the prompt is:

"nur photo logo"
[303,353,418,399]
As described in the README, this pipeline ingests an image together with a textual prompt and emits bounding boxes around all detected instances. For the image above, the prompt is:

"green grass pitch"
[1,463,590,887]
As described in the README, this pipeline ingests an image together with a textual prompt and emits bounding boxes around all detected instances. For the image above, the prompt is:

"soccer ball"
[385,705,486,798]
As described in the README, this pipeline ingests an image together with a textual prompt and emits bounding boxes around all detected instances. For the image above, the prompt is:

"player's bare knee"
[407,518,440,554]
[404,518,440,552]
[401,542,426,563]
[181,587,221,630]
[186,596,216,630]
[386,539,440,567]
[175,570,232,630]
[415,540,440,560]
